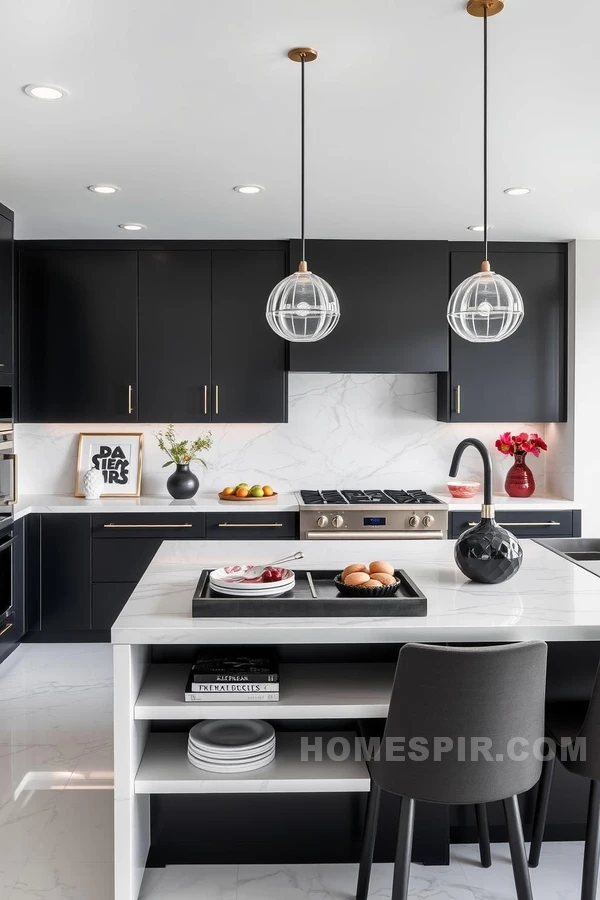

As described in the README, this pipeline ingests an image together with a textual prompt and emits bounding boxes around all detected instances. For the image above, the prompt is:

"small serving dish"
[334,573,402,598]
[447,481,480,499]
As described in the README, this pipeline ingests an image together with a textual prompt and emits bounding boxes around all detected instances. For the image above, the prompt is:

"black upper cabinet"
[0,208,14,376]
[211,250,288,422]
[19,250,138,422]
[139,251,211,422]
[437,245,567,423]
[288,240,449,374]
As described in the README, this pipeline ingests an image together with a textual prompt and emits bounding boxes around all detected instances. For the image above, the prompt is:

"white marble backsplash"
[15,373,551,496]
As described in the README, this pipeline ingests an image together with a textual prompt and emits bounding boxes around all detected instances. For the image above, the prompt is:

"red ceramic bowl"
[447,482,480,499]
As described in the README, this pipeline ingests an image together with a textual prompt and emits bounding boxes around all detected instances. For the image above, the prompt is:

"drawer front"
[93,538,164,583]
[92,583,137,630]
[449,509,579,539]
[205,511,298,540]
[92,513,205,539]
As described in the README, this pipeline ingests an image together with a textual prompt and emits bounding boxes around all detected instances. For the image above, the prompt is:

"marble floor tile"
[140,865,238,900]
[7,862,114,900]
[0,866,24,900]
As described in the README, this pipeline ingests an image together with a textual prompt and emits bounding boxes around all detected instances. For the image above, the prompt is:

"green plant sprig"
[156,424,213,468]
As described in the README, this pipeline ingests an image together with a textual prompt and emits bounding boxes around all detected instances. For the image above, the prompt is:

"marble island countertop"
[111,538,600,645]
[12,491,577,520]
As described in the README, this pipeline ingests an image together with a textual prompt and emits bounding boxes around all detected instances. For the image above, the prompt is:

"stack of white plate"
[187,720,276,773]
[209,565,295,598]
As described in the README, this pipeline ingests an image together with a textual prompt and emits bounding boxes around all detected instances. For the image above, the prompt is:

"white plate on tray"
[210,566,295,589]
[208,581,295,598]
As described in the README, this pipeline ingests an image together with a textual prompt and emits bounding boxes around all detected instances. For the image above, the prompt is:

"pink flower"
[495,431,513,455]
[496,429,548,458]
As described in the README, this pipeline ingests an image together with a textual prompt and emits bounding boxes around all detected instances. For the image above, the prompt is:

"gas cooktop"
[299,489,444,506]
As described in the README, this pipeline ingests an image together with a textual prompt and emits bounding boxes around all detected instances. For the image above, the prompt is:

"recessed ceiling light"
[467,224,494,232]
[88,184,120,194]
[504,187,533,196]
[23,84,66,100]
[233,185,264,194]
[118,223,146,231]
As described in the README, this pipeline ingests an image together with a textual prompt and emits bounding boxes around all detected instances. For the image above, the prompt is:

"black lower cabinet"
[449,509,581,539]
[92,583,138,630]
[38,514,92,637]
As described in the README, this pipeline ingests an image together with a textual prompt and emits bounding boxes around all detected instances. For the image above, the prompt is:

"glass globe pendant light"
[266,48,340,342]
[447,0,524,343]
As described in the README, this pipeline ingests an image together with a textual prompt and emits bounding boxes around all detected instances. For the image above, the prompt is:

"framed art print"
[75,433,143,497]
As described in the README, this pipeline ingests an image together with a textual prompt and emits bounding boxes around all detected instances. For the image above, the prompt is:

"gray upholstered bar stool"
[529,661,600,899]
[356,641,548,900]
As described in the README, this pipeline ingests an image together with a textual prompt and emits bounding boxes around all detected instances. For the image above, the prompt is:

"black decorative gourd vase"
[449,438,523,584]
[166,464,199,500]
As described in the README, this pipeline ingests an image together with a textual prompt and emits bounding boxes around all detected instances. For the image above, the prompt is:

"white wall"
[15,373,549,497]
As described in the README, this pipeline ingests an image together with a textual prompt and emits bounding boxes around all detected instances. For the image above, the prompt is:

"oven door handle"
[0,535,16,553]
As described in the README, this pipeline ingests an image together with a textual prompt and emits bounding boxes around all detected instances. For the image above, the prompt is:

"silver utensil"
[214,551,304,582]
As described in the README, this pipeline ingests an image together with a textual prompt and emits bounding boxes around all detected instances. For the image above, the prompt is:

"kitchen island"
[113,539,600,900]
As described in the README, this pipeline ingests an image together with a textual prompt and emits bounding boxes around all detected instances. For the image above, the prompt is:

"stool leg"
[475,804,491,867]
[581,779,600,900]
[356,782,381,900]
[391,796,415,900]
[529,752,555,868]
[503,795,533,900]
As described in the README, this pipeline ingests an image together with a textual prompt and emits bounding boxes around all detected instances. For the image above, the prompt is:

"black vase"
[454,516,523,584]
[166,464,199,500]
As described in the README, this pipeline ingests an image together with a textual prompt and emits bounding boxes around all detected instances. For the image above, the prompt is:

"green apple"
[250,486,264,498]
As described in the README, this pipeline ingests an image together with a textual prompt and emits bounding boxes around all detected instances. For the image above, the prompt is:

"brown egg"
[361,579,384,589]
[370,572,397,586]
[369,560,394,576]
[342,563,368,580]
[344,571,371,586]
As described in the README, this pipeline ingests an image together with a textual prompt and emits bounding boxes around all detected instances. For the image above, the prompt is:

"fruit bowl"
[334,573,402,598]
[218,491,278,502]
[447,481,480,499]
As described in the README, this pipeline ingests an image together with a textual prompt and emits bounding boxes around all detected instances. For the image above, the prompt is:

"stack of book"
[184,652,280,702]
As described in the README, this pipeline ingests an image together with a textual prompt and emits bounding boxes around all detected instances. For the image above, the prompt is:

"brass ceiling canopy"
[467,0,504,16]
[287,47,318,63]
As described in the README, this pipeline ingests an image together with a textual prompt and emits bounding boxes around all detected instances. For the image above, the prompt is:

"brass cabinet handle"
[204,385,208,416]
[0,363,4,367]
[217,523,283,528]
[455,384,461,415]
[0,621,13,637]
[215,384,219,415]
[466,520,561,527]
[103,523,193,529]
[128,384,133,415]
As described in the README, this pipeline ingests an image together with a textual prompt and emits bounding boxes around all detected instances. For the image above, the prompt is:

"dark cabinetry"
[438,244,567,423]
[19,250,138,422]
[449,509,581,539]
[18,244,288,424]
[138,251,212,422]
[40,514,91,632]
[0,206,14,376]
[0,517,24,665]
[288,240,449,374]
[205,511,298,540]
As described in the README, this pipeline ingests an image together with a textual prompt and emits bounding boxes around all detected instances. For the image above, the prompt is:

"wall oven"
[0,429,17,508]
[0,525,14,629]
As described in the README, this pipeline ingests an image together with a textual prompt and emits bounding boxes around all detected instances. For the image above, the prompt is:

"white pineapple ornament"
[83,467,104,500]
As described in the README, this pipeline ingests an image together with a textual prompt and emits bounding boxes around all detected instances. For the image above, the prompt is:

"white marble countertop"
[12,491,578,521]
[111,538,600,645]
[12,491,300,519]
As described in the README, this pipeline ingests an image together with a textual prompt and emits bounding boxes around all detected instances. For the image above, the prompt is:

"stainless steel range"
[298,489,448,540]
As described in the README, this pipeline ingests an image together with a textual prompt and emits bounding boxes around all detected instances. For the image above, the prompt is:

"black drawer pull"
[217,523,284,528]
[103,523,193,529]
[467,520,561,527]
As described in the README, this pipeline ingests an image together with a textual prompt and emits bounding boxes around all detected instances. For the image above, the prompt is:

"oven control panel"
[300,507,448,540]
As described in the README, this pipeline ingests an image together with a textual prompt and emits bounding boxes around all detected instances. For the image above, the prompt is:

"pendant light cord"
[483,5,489,263]
[300,55,306,263]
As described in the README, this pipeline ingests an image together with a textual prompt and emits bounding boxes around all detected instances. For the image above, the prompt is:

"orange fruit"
[236,487,249,498]
[222,487,235,496]
[263,485,275,496]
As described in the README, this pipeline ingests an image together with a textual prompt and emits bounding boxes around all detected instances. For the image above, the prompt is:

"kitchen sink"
[535,538,600,575]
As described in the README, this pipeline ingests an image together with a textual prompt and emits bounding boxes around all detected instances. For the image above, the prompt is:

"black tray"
[192,569,427,618]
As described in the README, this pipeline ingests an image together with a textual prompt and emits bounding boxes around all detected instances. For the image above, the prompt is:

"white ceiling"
[0,0,598,241]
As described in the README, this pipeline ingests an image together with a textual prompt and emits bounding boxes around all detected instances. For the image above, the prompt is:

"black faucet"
[449,438,493,509]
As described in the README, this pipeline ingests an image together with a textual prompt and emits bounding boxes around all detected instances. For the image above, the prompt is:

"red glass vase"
[504,452,535,498]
